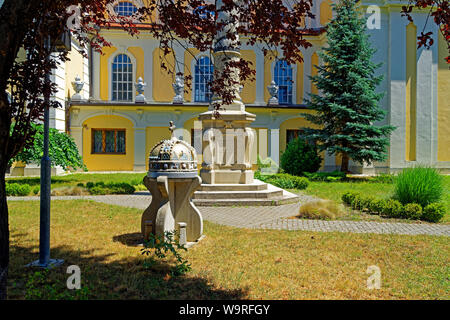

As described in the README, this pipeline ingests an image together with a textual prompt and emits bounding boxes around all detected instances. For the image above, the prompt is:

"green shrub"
[394,166,443,208]
[361,196,377,211]
[260,173,309,190]
[107,183,135,194]
[304,171,346,182]
[401,203,423,220]
[371,173,396,184]
[88,186,107,195]
[342,191,360,205]
[76,183,84,187]
[259,173,309,190]
[368,199,387,215]
[351,195,365,211]
[422,203,446,223]
[280,138,322,176]
[86,182,135,195]
[32,186,40,195]
[6,183,31,196]
[381,199,403,218]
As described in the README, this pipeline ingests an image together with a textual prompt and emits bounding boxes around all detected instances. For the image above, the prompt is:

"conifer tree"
[303,0,395,172]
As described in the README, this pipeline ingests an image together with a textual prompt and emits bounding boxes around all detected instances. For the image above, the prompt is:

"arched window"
[274,60,293,104]
[114,1,138,17]
[112,54,133,102]
[194,56,214,102]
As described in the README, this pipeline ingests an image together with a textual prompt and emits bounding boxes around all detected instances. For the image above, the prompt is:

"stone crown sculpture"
[142,122,203,244]
[148,121,198,178]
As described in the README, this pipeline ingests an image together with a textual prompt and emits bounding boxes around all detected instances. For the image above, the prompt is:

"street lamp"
[28,28,71,269]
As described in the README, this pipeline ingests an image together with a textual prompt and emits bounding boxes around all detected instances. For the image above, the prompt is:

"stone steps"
[197,181,268,192]
[194,189,284,199]
[192,180,299,206]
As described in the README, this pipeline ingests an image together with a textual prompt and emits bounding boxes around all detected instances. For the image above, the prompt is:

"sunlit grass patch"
[7,200,449,300]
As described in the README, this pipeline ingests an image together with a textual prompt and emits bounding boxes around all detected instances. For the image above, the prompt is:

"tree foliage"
[280,138,322,176]
[401,0,450,64]
[10,124,86,171]
[302,0,395,172]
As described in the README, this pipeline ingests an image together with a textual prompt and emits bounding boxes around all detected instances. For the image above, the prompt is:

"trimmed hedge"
[6,183,31,196]
[255,172,309,190]
[422,203,446,223]
[86,182,135,195]
[303,171,346,182]
[341,191,445,223]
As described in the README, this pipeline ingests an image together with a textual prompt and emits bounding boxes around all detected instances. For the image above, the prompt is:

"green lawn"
[7,200,450,300]
[301,176,450,223]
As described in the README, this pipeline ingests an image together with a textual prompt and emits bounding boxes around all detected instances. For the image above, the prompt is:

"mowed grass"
[7,200,449,300]
[302,175,450,223]
[6,173,147,188]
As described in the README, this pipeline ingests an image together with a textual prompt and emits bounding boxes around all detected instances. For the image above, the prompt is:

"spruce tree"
[303,0,395,172]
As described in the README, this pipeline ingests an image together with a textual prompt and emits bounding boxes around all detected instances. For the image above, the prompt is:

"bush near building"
[280,138,322,176]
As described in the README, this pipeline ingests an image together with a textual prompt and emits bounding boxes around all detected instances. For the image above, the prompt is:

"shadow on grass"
[8,231,247,300]
[113,232,144,247]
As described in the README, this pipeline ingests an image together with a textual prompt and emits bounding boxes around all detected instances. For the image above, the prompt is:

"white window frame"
[109,52,137,102]
[271,58,297,105]
[191,53,215,103]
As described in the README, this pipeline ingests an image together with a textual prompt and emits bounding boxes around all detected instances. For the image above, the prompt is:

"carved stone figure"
[172,75,184,104]
[267,80,279,105]
[135,77,147,103]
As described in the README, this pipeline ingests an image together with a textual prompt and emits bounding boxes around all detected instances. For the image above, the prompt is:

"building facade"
[24,0,450,174]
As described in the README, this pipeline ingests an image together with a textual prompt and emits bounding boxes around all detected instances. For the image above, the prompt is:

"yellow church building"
[32,0,450,174]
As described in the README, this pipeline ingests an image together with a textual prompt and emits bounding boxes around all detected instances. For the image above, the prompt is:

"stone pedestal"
[199,111,256,184]
[141,175,203,242]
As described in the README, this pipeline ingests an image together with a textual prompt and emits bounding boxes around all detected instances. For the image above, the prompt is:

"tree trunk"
[341,153,349,173]
[0,163,9,300]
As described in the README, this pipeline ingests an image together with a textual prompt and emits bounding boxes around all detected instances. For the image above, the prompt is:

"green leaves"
[141,231,191,277]
[304,0,395,169]
[11,123,86,172]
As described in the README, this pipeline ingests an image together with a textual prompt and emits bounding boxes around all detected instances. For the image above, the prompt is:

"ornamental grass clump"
[298,200,345,220]
[393,166,443,208]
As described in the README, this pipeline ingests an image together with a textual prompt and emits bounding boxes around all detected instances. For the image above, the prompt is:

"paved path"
[8,193,450,237]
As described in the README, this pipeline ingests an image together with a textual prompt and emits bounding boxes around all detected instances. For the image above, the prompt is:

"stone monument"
[141,122,203,243]
[198,0,256,184]
[192,0,299,206]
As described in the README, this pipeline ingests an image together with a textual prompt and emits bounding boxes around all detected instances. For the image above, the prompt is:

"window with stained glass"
[92,129,126,154]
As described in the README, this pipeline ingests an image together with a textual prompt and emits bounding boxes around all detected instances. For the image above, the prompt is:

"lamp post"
[28,29,71,269]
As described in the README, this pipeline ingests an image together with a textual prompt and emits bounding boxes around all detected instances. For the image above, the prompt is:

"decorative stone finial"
[71,75,84,101]
[267,80,279,106]
[169,121,177,139]
[135,77,147,103]
[172,75,184,104]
